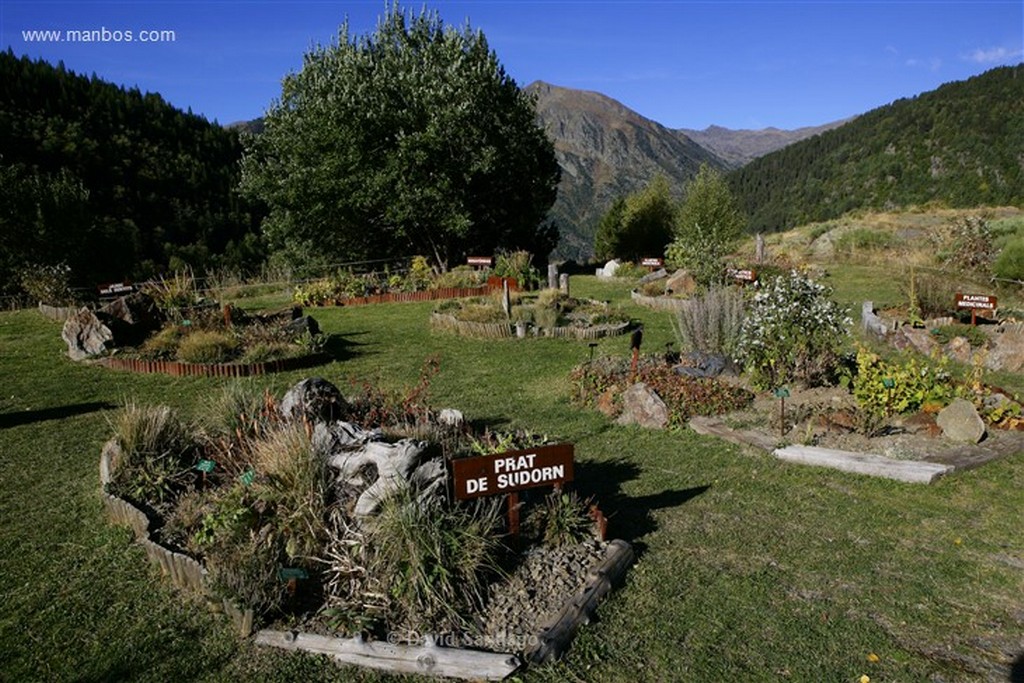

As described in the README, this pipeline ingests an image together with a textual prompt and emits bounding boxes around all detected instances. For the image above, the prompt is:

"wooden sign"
[956,293,996,311]
[451,444,574,500]
[727,268,757,283]
[467,256,493,267]
[641,257,664,268]
[98,282,135,297]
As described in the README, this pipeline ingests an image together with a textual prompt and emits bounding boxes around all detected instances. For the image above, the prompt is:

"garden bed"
[97,353,330,378]
[99,376,633,679]
[630,289,691,312]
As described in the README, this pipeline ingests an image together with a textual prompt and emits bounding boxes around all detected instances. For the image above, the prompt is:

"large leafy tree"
[593,175,676,262]
[240,6,561,272]
[666,163,746,284]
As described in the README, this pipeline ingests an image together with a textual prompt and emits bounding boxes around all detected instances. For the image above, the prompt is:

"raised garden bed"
[433,292,633,341]
[98,353,330,378]
[630,289,691,312]
[99,376,633,679]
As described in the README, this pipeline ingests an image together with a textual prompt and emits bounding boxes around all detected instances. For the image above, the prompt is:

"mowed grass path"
[1,276,1021,682]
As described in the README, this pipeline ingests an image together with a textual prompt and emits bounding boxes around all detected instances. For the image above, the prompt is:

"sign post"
[451,444,575,535]
[467,256,493,268]
[956,293,996,326]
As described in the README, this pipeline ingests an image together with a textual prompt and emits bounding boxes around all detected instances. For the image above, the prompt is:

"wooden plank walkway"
[773,445,953,484]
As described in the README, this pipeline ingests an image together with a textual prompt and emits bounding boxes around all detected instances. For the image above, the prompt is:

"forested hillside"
[729,65,1024,233]
[0,51,261,295]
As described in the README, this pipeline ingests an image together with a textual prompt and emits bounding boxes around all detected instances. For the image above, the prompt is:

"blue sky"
[3,1,1021,130]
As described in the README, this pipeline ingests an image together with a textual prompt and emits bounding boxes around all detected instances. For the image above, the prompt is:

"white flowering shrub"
[19,262,76,306]
[735,271,851,389]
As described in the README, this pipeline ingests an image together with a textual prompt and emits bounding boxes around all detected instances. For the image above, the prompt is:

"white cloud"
[905,57,942,71]
[962,46,1024,64]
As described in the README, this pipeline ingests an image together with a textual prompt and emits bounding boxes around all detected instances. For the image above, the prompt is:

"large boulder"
[936,398,986,444]
[284,314,320,337]
[616,382,669,429]
[600,260,621,278]
[674,351,730,379]
[279,378,347,424]
[638,268,668,285]
[664,269,697,296]
[100,292,163,347]
[61,308,114,360]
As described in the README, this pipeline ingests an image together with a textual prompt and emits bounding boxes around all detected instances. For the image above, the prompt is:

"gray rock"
[664,269,697,296]
[616,382,669,429]
[61,308,114,360]
[284,314,320,337]
[312,421,382,455]
[638,268,667,285]
[438,408,465,427]
[279,378,346,424]
[936,398,986,444]
[674,352,728,378]
[600,260,620,278]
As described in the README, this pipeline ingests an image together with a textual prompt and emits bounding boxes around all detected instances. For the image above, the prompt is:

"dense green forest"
[0,51,262,297]
[729,65,1024,233]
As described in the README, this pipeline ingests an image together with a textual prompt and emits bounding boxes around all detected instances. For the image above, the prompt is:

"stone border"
[99,440,254,635]
[630,290,691,312]
[430,313,632,341]
[38,302,80,322]
[255,539,634,679]
[97,353,330,378]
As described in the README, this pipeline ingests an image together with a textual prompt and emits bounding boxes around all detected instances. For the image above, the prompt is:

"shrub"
[143,268,201,310]
[107,403,197,508]
[735,271,851,389]
[931,214,994,272]
[930,324,988,349]
[293,278,338,305]
[20,262,76,305]
[850,347,959,417]
[177,331,239,363]
[834,228,893,257]
[239,342,296,364]
[569,355,753,426]
[406,255,434,291]
[541,491,595,547]
[431,265,485,290]
[672,286,745,357]
[904,271,962,319]
[993,236,1024,282]
[494,250,541,290]
[139,325,184,359]
[367,489,503,632]
[613,262,650,279]
[640,280,666,297]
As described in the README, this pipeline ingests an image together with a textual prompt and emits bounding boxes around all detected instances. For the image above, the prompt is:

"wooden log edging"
[430,313,515,339]
[315,285,497,308]
[253,631,522,681]
[255,539,635,679]
[773,445,954,484]
[630,290,692,312]
[97,352,329,378]
[99,440,255,635]
[430,313,631,341]
[38,302,81,322]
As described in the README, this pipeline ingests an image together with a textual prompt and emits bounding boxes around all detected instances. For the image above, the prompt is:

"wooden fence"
[98,353,329,378]
[38,302,81,322]
[99,440,254,635]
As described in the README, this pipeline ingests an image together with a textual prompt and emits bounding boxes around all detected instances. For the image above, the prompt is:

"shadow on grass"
[0,401,116,429]
[574,458,710,555]
[322,331,372,362]
[1011,651,1024,683]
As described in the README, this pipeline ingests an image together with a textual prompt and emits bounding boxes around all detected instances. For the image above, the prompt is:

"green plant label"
[194,459,216,473]
[278,567,308,581]
[182,319,192,326]
[773,387,790,398]
[240,469,255,486]
[882,377,896,389]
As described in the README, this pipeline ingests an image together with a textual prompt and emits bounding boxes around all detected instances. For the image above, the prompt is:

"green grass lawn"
[1,276,1022,682]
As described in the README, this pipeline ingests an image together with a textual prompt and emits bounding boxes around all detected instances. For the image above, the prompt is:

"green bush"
[431,265,485,290]
[20,262,76,305]
[930,324,988,349]
[993,236,1024,282]
[177,330,239,363]
[735,271,851,389]
[494,250,541,290]
[107,403,197,508]
[139,325,184,359]
[613,262,650,279]
[834,228,894,256]
[850,347,959,417]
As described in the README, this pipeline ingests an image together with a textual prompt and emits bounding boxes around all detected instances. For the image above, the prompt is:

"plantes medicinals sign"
[451,444,574,500]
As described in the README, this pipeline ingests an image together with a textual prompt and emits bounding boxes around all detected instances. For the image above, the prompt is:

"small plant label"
[278,567,308,581]
[194,459,216,473]
[451,444,574,500]
[773,387,790,398]
[240,468,255,486]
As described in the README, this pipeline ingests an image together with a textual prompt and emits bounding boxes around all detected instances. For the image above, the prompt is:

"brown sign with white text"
[451,444,574,500]
[956,293,996,311]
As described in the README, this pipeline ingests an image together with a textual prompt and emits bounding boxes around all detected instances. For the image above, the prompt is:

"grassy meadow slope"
[0,271,1022,681]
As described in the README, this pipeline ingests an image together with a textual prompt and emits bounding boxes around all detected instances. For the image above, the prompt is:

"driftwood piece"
[253,631,522,681]
[526,539,635,664]
[773,445,953,484]
[329,438,429,518]
[688,416,778,452]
